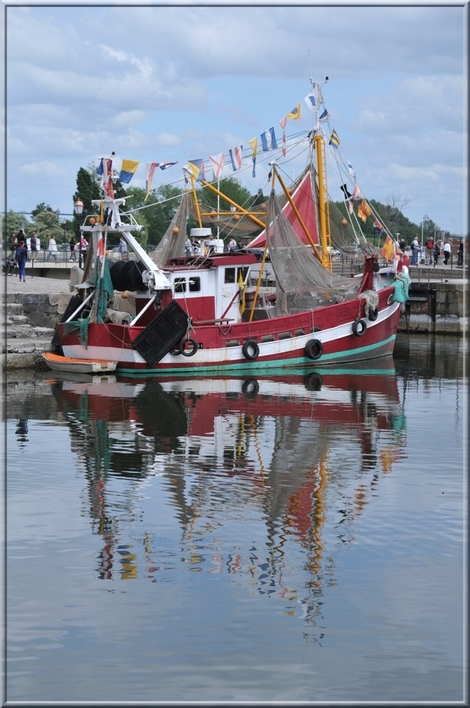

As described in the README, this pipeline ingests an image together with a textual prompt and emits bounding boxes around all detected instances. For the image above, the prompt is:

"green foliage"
[124,184,183,246]
[31,203,54,219]
[331,199,442,247]
[2,211,33,241]
[33,210,64,244]
[200,177,254,212]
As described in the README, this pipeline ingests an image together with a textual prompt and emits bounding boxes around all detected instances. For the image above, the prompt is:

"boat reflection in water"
[48,357,407,634]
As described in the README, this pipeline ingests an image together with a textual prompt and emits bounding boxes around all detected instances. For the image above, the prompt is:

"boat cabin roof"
[165,253,258,271]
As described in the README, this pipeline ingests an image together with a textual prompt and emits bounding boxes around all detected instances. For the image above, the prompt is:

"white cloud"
[4,4,467,233]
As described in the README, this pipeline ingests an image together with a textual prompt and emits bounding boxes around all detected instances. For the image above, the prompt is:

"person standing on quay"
[69,235,77,261]
[443,240,451,265]
[457,239,463,267]
[29,231,38,267]
[15,239,28,282]
[433,240,441,266]
[46,236,58,262]
[411,236,420,266]
[425,235,434,265]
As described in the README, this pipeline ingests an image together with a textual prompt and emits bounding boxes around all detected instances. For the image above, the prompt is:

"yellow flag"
[286,104,301,120]
[238,271,246,315]
[357,199,372,222]
[380,235,395,261]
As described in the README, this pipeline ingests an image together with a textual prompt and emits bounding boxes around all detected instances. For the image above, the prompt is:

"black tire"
[304,372,323,391]
[368,306,378,322]
[242,379,259,397]
[352,318,367,336]
[304,338,323,360]
[242,340,259,360]
[179,337,198,357]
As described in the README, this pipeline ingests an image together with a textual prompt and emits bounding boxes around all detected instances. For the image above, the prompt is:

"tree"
[2,211,33,241]
[33,210,64,245]
[31,203,54,219]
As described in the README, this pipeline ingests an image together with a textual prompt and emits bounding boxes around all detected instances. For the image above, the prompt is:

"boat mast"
[309,78,332,270]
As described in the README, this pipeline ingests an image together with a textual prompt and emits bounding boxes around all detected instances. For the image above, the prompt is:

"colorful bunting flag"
[319,108,329,123]
[209,153,224,180]
[304,87,320,112]
[260,127,278,152]
[187,159,206,182]
[381,234,395,261]
[278,117,287,157]
[144,162,158,201]
[96,157,114,198]
[248,138,258,177]
[159,162,178,170]
[373,219,384,234]
[286,104,301,120]
[229,146,243,171]
[329,129,340,148]
[119,159,140,184]
[351,184,362,200]
[347,160,356,181]
[357,199,372,222]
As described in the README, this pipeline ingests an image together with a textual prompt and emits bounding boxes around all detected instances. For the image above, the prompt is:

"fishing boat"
[53,82,410,375]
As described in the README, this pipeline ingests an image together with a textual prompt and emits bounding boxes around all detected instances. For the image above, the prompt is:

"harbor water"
[5,333,466,703]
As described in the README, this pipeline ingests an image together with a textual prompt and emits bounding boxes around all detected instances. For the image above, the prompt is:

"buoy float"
[89,217,96,226]
[172,227,179,234]
[341,218,348,226]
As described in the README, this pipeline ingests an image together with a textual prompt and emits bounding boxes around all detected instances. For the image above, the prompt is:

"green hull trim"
[117,334,397,378]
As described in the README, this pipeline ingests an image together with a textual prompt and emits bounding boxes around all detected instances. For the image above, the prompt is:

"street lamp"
[421,214,429,244]
[73,200,85,267]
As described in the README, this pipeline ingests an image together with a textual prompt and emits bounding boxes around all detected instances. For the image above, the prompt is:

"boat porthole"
[242,379,259,397]
[179,337,198,357]
[242,340,259,360]
[352,318,367,336]
[387,293,394,305]
[304,338,323,360]
[368,307,379,322]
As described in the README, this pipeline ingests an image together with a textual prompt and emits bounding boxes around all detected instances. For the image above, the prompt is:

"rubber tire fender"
[368,306,379,322]
[179,337,198,357]
[352,318,367,336]
[242,379,259,397]
[242,339,259,360]
[304,338,323,360]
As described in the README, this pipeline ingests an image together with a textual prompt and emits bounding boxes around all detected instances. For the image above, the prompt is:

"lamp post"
[74,200,84,267]
[421,214,429,246]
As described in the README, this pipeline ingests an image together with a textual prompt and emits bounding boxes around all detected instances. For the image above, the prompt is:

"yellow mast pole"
[313,133,332,270]
[200,180,266,229]
[187,172,203,228]
[272,165,323,262]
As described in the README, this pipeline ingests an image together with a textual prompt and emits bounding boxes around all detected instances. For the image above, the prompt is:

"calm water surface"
[5,334,466,703]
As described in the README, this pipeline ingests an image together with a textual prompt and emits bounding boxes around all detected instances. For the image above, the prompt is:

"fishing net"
[265,189,362,315]
[63,257,115,347]
[187,190,267,238]
[150,192,193,265]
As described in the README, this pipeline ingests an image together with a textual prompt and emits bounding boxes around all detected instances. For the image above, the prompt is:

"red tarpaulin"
[248,170,319,248]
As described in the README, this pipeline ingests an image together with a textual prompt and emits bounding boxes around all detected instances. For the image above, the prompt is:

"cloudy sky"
[4,2,468,236]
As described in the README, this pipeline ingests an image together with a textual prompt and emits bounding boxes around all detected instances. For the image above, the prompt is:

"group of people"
[183,235,239,257]
[7,228,91,279]
[409,235,459,267]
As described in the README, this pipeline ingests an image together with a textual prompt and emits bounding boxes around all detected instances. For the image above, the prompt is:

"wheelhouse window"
[174,277,186,292]
[188,277,201,292]
[224,268,236,284]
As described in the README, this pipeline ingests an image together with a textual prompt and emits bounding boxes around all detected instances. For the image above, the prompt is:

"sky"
[3,2,468,237]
